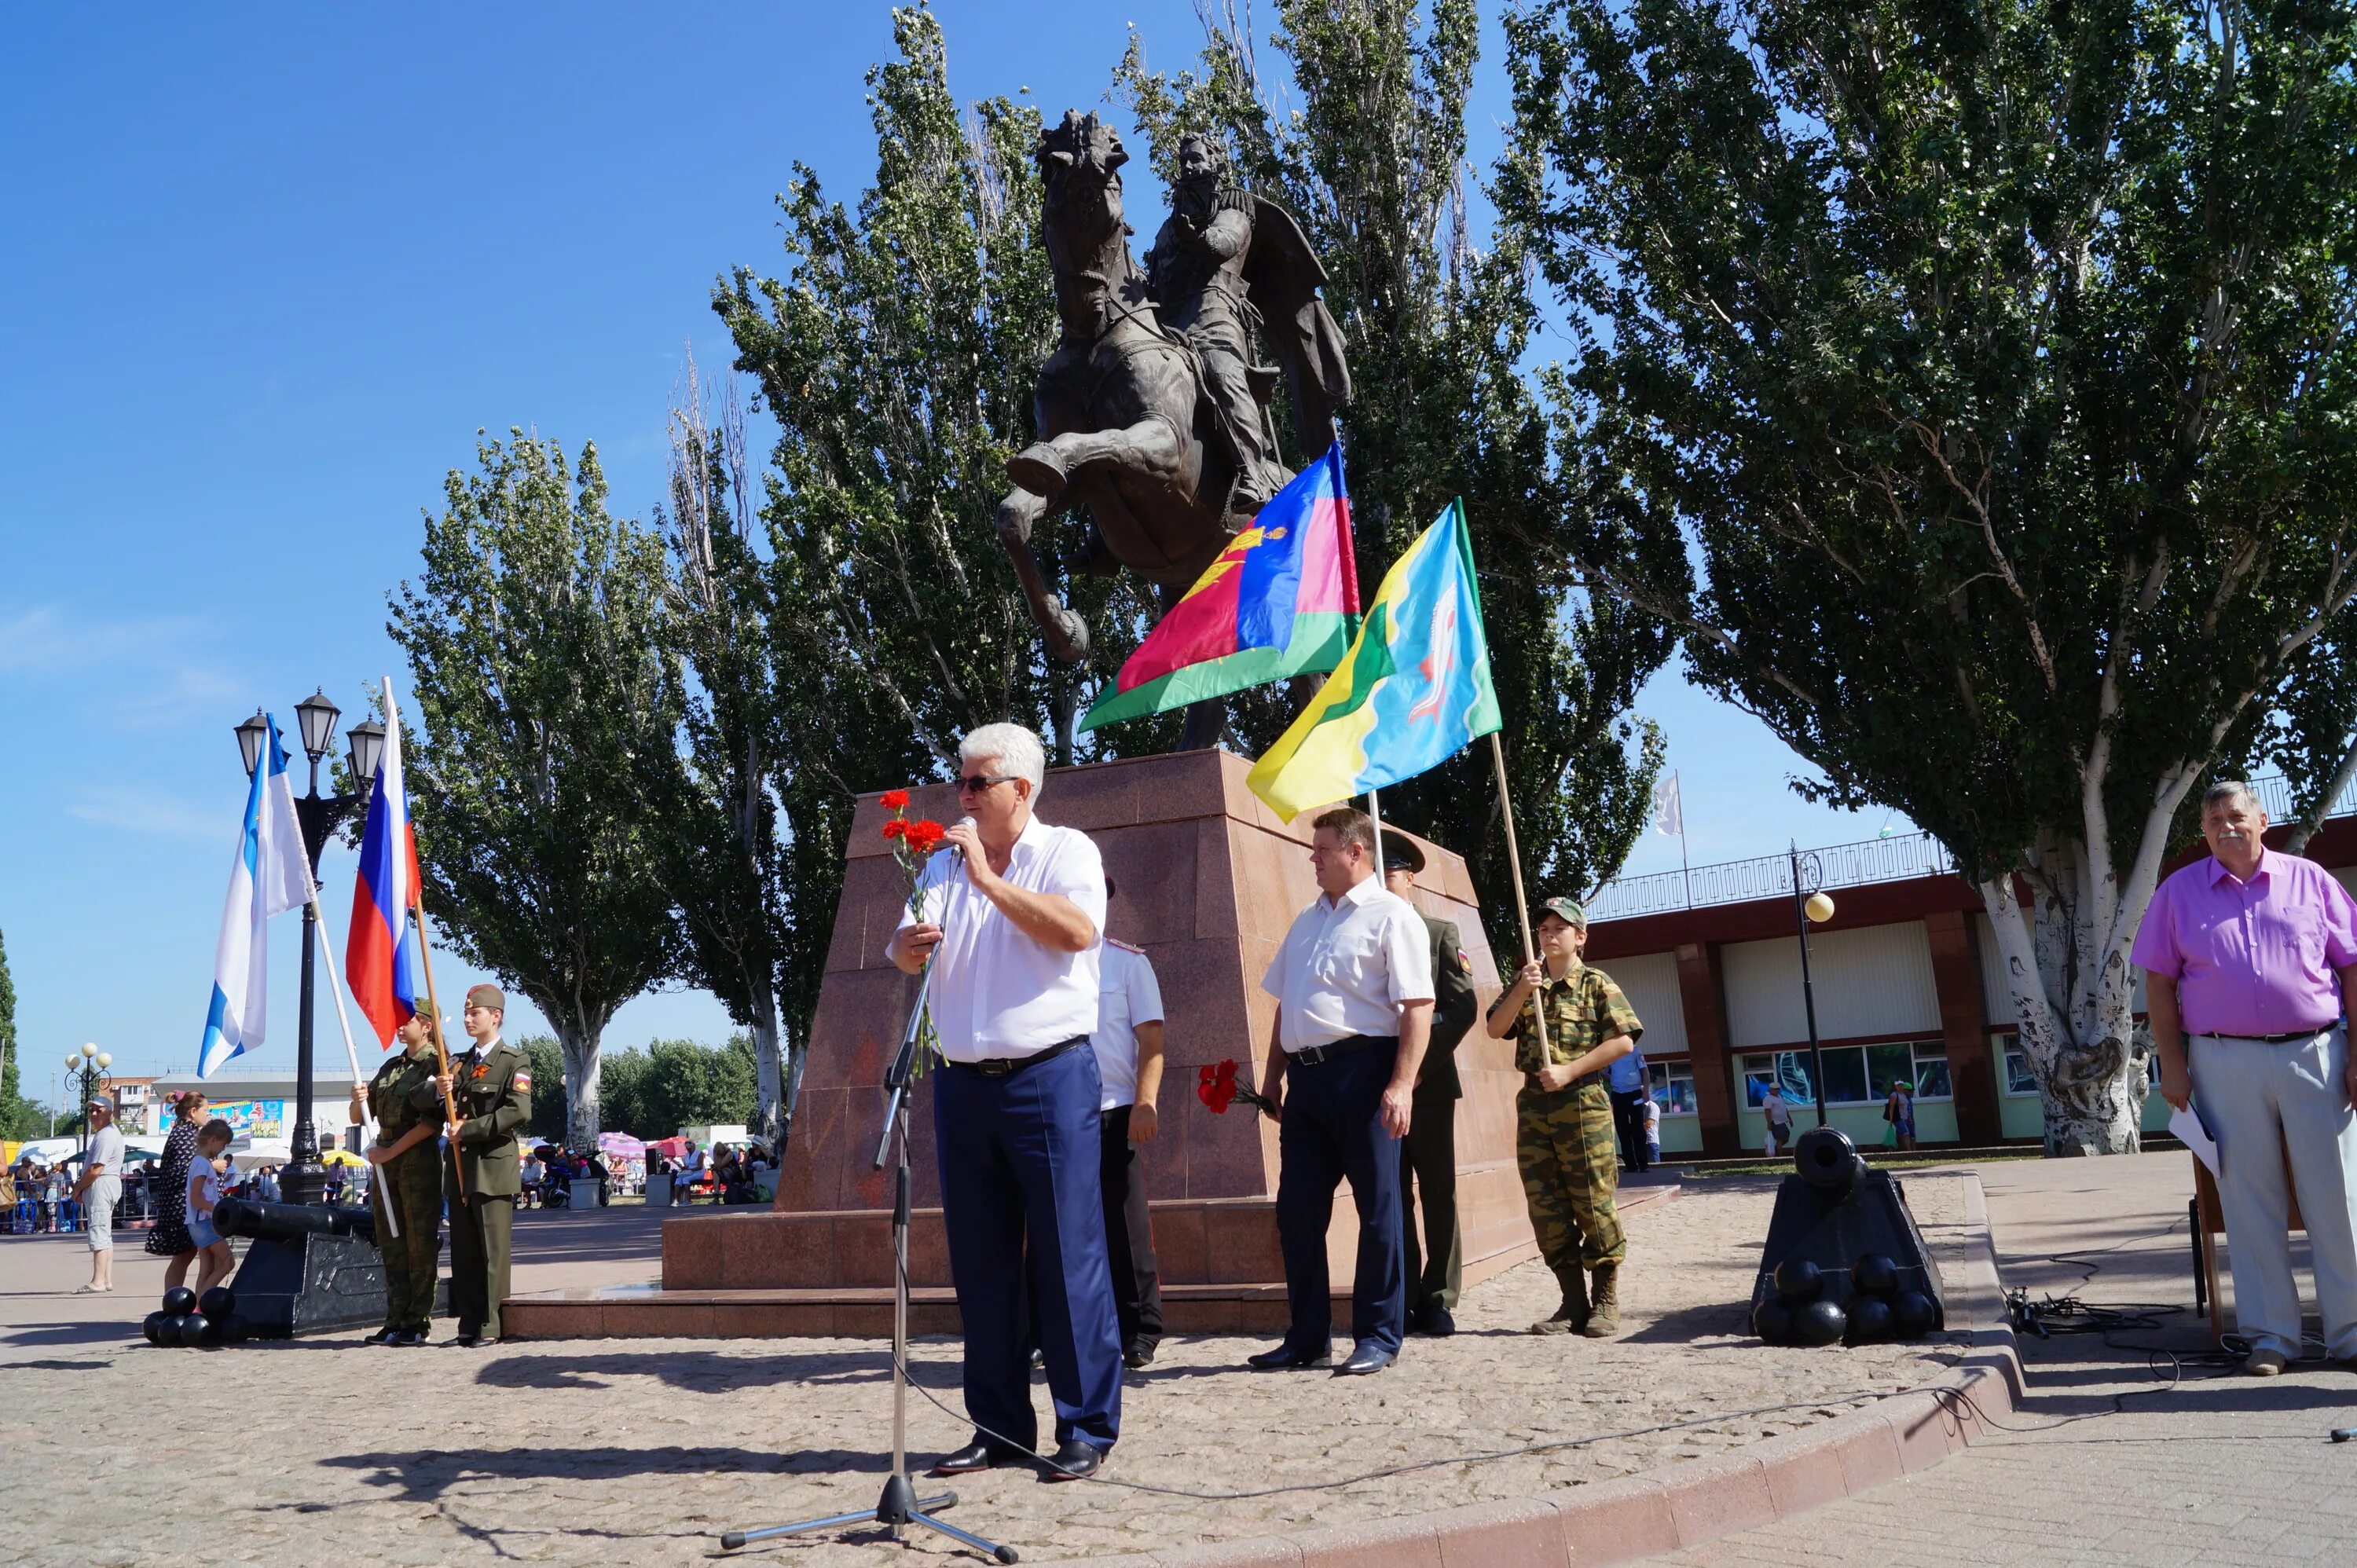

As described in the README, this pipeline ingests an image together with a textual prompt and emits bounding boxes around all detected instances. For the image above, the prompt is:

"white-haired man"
[890,722,1121,1480]
[2136,778,2357,1376]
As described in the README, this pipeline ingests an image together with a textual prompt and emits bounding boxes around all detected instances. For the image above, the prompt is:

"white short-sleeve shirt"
[1261,875,1435,1053]
[1090,940,1166,1110]
[896,814,1107,1061]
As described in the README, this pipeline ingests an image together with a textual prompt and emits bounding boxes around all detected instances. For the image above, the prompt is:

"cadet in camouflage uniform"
[349,1001,449,1346]
[1484,896,1642,1336]
[438,983,533,1346]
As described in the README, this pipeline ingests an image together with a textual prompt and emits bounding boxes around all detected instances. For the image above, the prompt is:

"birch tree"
[1502,0,2357,1151]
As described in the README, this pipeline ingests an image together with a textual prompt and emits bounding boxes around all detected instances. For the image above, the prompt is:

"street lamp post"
[1788,843,1837,1129]
[235,692,385,1207]
[63,1045,112,1158]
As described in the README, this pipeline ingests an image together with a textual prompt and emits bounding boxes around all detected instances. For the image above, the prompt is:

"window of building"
[1648,1060,1696,1116]
[1739,1040,1952,1106]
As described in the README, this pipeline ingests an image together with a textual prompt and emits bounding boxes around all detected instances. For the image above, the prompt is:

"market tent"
[647,1136,690,1160]
[596,1132,646,1157]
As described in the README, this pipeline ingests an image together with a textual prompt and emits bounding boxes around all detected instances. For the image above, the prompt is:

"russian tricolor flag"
[346,678,420,1047]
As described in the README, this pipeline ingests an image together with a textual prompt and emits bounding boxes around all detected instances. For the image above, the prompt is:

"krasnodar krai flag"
[1078,443,1361,731]
[199,715,315,1078]
[346,679,421,1047]
[1246,498,1501,819]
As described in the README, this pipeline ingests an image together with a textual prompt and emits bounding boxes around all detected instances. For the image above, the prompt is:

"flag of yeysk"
[1247,498,1501,819]
[1079,443,1360,731]
[346,677,422,1047]
[200,714,315,1077]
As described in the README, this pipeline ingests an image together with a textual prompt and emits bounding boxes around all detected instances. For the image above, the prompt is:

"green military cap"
[1538,896,1587,929]
[409,998,442,1024]
[465,983,505,1013]
[1380,830,1427,874]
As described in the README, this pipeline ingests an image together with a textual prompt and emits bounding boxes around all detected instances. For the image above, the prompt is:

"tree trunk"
[554,1020,603,1149]
[750,984,784,1147]
[1978,859,2150,1156]
[780,1023,809,1152]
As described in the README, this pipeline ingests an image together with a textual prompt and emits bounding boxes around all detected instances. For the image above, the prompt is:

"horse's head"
[1038,110,1128,236]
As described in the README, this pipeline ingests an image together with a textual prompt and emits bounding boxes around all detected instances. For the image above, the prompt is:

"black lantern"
[294,688,342,764]
[345,718,387,794]
[234,709,270,778]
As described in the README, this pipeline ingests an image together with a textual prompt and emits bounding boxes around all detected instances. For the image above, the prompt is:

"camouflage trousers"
[372,1148,445,1335]
[1516,1078,1626,1281]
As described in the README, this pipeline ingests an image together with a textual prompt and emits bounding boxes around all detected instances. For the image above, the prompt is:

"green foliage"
[598,1036,759,1143]
[388,430,683,1145]
[1113,0,1672,941]
[0,925,38,1141]
[517,1035,567,1145]
[1500,0,2357,1148]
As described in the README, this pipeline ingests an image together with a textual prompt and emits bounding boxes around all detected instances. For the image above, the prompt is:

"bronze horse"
[995,112,1348,749]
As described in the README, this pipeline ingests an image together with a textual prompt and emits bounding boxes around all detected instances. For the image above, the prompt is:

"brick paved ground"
[1656,1152,2357,1567]
[5,1178,1970,1566]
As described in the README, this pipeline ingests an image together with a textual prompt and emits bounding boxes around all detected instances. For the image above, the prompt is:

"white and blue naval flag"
[200,714,315,1078]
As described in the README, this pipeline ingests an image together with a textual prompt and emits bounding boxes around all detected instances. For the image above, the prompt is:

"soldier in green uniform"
[348,1002,450,1346]
[1380,833,1481,1338]
[1483,896,1641,1337]
[437,983,532,1346]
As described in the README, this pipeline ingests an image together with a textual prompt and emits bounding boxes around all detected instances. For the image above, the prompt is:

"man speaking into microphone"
[889,723,1121,1481]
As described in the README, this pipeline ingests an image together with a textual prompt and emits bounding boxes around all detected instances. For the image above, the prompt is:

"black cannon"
[215,1194,388,1339]
[1749,1128,1946,1347]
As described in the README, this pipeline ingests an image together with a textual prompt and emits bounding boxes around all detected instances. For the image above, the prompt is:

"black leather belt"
[2198,1027,2339,1044]
[1287,1034,1395,1067]
[948,1036,1089,1077]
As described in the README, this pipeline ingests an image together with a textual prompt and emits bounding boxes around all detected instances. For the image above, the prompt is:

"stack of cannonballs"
[1754,1254,1937,1346]
[142,1286,251,1348]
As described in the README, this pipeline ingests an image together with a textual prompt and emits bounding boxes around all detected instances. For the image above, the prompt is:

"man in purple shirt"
[2134,779,2357,1376]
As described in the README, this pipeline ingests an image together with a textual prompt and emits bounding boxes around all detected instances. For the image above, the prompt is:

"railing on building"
[1584,769,2357,924]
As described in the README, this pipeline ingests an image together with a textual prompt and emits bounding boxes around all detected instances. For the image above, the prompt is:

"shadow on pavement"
[318,1444,808,1503]
[475,1347,959,1392]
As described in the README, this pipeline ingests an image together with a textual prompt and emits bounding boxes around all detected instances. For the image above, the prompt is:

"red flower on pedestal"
[879,788,911,810]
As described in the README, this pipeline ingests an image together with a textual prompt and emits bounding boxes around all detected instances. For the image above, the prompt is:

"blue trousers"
[1276,1039,1406,1355]
[934,1044,1123,1451]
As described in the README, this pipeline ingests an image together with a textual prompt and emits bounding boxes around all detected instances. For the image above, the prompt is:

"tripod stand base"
[720,1476,1018,1562]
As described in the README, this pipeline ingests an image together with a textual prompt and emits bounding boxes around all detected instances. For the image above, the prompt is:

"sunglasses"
[955,773,1020,794]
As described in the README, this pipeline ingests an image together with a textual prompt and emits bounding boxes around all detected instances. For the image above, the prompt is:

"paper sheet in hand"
[2171,1102,2220,1177]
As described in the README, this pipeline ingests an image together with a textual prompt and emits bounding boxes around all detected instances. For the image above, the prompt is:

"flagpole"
[1365,786,1385,856]
[307,891,398,1240]
[1487,732,1549,1062]
[407,901,469,1200]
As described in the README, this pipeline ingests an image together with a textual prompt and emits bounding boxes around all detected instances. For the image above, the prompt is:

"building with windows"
[1584,778,2357,1158]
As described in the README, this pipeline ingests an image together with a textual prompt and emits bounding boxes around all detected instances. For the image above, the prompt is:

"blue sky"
[0,4,1904,1094]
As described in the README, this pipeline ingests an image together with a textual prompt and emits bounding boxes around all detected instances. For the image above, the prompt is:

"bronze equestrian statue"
[995,115,1350,749]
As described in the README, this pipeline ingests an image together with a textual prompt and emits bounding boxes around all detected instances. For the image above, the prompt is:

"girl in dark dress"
[145,1090,205,1287]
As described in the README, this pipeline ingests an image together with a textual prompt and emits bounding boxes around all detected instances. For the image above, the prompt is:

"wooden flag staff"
[407,901,470,1200]
[1487,732,1549,1061]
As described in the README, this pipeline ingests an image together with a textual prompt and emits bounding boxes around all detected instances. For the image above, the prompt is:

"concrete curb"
[1087,1173,2021,1568]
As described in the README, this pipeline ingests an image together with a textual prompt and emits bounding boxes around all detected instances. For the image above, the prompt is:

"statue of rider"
[1146,132,1285,513]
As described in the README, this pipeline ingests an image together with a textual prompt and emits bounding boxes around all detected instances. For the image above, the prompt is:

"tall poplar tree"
[1114,0,1674,933]
[390,431,682,1146]
[1501,0,2357,1150]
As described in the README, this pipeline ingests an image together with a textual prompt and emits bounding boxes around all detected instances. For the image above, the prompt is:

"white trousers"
[2189,1026,2357,1358]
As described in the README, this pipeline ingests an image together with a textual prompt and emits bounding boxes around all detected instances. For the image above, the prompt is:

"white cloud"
[66,784,227,841]
[0,604,211,674]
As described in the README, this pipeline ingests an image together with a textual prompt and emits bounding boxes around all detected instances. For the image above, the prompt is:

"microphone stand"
[721,951,1018,1565]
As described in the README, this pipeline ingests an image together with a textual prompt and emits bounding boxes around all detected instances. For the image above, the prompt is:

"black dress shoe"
[1123,1340,1157,1369]
[446,1332,482,1348]
[390,1331,427,1347]
[929,1440,1029,1476]
[1245,1343,1331,1371]
[1415,1305,1457,1338]
[361,1328,398,1346]
[1043,1438,1104,1482]
[1334,1341,1396,1376]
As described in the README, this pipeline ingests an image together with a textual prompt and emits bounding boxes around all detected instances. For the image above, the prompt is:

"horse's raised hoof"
[1006,444,1070,499]
[1047,606,1092,665]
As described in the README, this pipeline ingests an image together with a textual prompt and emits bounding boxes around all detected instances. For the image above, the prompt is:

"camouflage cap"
[1538,896,1587,929]
[409,998,442,1024]
[464,983,506,1013]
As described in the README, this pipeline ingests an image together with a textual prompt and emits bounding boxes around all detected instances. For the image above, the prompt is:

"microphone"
[951,815,977,860]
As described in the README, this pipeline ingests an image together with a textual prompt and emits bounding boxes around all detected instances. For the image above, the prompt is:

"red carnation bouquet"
[880,786,948,1069]
[1197,1058,1279,1118]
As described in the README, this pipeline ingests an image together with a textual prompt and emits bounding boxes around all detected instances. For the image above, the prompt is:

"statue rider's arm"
[1189,207,1249,261]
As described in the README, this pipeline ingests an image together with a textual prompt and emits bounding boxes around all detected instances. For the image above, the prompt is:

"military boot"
[1582,1263,1622,1337]
[1530,1267,1591,1335]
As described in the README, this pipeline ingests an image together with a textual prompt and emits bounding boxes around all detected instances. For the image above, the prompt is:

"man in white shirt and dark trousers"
[1091,876,1168,1368]
[1250,806,1435,1376]
[892,724,1121,1482]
